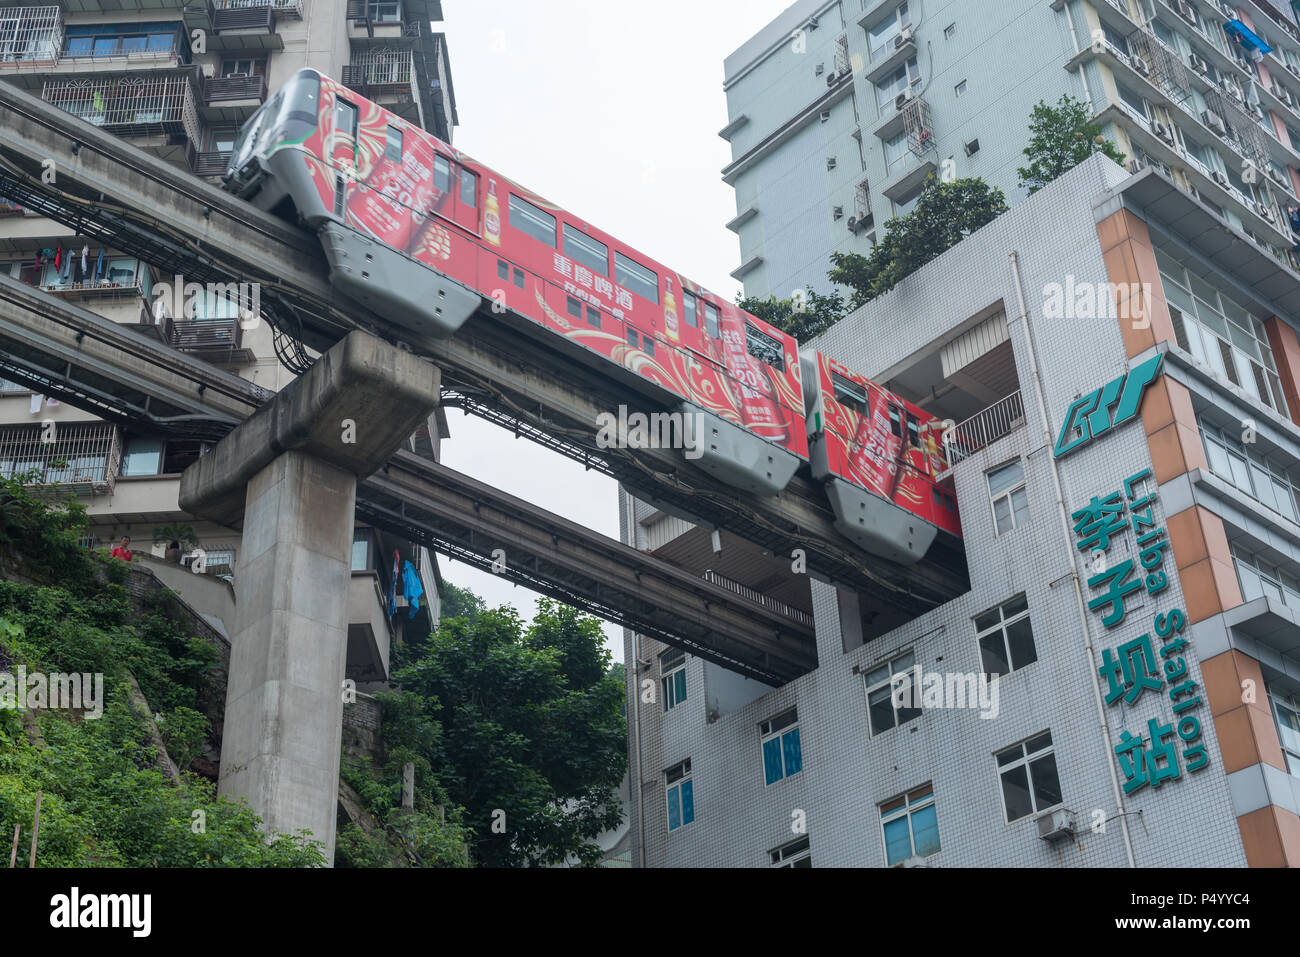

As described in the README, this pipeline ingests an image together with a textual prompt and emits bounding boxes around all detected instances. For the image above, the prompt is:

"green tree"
[438,580,486,623]
[385,599,626,867]
[739,287,848,341]
[828,175,1009,311]
[1018,94,1126,195]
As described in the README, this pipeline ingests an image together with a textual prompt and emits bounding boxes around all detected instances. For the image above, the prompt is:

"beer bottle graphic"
[664,276,680,342]
[484,179,502,247]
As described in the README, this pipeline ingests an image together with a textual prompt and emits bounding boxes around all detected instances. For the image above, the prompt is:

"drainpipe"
[623,489,647,868]
[1009,251,1137,868]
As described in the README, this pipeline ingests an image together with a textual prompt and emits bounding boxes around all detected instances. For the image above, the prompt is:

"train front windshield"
[229,70,321,173]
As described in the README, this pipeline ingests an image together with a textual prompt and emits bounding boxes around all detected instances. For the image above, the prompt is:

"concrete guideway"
[0,78,970,612]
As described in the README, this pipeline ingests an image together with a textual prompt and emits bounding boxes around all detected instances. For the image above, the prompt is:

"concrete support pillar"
[180,332,440,864]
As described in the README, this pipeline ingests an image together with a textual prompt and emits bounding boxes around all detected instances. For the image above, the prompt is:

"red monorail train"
[223,69,960,562]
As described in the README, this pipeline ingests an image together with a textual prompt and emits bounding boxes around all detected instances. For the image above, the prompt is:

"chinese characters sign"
[1072,468,1210,794]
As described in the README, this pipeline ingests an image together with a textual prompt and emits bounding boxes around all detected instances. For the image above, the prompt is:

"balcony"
[187,146,232,178]
[202,72,267,116]
[206,0,291,51]
[41,74,201,146]
[942,391,1026,466]
[163,318,255,364]
[0,422,122,495]
[346,1,422,42]
[343,49,416,95]
[215,0,302,15]
[0,6,62,69]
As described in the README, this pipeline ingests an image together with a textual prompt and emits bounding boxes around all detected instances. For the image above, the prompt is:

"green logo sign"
[1053,354,1164,458]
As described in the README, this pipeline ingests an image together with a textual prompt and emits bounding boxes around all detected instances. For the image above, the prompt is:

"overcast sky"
[434,1,794,661]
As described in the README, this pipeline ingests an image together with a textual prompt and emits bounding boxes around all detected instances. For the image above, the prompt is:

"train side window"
[563,224,610,278]
[385,126,402,162]
[459,168,478,208]
[627,328,640,348]
[889,406,903,439]
[933,487,943,507]
[513,267,525,290]
[509,193,557,247]
[704,303,720,339]
[585,305,601,328]
[682,292,698,328]
[644,337,655,357]
[565,295,583,319]
[831,372,868,415]
[745,322,784,370]
[615,252,659,304]
[433,155,452,195]
[497,259,509,281]
[907,414,921,447]
[332,97,358,163]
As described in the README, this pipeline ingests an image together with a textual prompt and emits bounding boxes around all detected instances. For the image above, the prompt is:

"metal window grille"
[901,94,933,156]
[214,0,304,13]
[942,391,1026,465]
[350,49,415,86]
[42,74,201,145]
[0,6,62,65]
[0,422,121,493]
[854,179,872,219]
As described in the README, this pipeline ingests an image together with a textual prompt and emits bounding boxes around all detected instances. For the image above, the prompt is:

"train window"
[907,414,921,447]
[459,168,478,208]
[704,303,720,339]
[644,337,655,357]
[434,155,452,196]
[683,292,698,328]
[497,259,509,281]
[566,296,583,319]
[831,372,868,414]
[933,487,943,507]
[586,305,602,328]
[509,193,557,247]
[563,224,610,278]
[385,126,402,162]
[513,267,525,290]
[615,252,659,304]
[333,97,358,163]
[627,328,640,348]
[745,322,784,370]
[889,406,903,439]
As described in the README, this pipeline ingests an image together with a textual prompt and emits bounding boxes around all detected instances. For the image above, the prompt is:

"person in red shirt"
[109,536,133,562]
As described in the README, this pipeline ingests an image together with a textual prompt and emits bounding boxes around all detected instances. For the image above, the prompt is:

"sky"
[433,0,795,661]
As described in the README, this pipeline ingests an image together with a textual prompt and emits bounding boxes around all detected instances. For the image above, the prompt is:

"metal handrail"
[942,390,1026,465]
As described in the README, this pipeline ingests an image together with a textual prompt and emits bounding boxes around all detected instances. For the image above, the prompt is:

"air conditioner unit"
[826,157,837,170]
[1174,0,1196,25]
[1189,53,1209,75]
[963,138,980,156]
[895,91,912,111]
[1133,55,1151,77]
[1126,157,1143,173]
[1203,110,1227,135]
[1231,84,1245,102]
[832,205,844,220]
[891,856,928,867]
[1268,166,1288,187]
[1212,168,1230,185]
[894,28,914,50]
[1153,120,1174,143]
[1220,1,1236,18]
[1257,202,1277,222]
[1036,809,1077,842]
[824,70,837,85]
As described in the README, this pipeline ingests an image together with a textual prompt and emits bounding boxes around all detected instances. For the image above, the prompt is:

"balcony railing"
[189,147,231,178]
[0,6,62,66]
[702,570,814,628]
[42,74,202,144]
[343,50,416,92]
[166,319,247,362]
[204,73,267,104]
[209,1,274,33]
[942,391,1026,465]
[0,422,122,494]
[214,0,302,15]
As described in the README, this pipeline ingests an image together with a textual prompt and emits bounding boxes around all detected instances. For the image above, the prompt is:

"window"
[883,128,910,172]
[351,527,371,571]
[1157,242,1289,416]
[954,79,967,98]
[996,732,1062,823]
[759,708,802,785]
[832,371,868,414]
[585,304,601,328]
[1231,543,1300,608]
[120,437,162,476]
[508,193,557,247]
[665,759,694,831]
[892,187,922,218]
[385,125,402,162]
[614,252,658,304]
[221,58,259,77]
[746,322,784,369]
[1200,418,1300,523]
[944,22,956,40]
[880,783,939,866]
[865,651,920,735]
[565,295,583,320]
[987,460,1028,535]
[562,223,609,277]
[704,302,720,339]
[974,594,1037,679]
[769,836,811,868]
[681,291,699,329]
[433,155,451,195]
[459,168,477,208]
[866,2,910,60]
[371,1,402,22]
[1272,690,1300,778]
[875,56,920,110]
[661,648,686,712]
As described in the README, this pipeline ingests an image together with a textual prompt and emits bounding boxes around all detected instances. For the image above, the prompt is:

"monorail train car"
[222,68,961,561]
[802,351,961,564]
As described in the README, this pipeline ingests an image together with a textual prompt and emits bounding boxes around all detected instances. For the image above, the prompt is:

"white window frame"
[866,2,911,61]
[661,648,687,713]
[665,758,693,832]
[759,708,801,786]
[1271,689,1300,778]
[974,594,1036,679]
[995,732,1063,824]
[879,783,939,866]
[987,459,1028,536]
[769,836,811,868]
[864,650,920,736]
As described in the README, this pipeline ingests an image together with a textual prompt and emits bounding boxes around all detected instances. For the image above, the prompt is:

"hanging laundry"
[60,251,72,281]
[29,394,42,415]
[92,91,104,113]
[53,246,61,269]
[387,549,399,615]
[94,248,104,281]
[401,560,424,618]
[81,245,88,275]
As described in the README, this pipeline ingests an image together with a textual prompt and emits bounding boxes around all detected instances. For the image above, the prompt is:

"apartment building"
[722,0,1300,304]
[623,153,1300,867]
[0,0,460,676]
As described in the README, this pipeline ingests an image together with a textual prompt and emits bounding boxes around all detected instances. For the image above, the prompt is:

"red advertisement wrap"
[716,301,789,444]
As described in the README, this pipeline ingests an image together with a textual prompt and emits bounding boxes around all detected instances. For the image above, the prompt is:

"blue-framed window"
[661,647,686,712]
[665,759,694,831]
[880,783,940,866]
[63,22,188,62]
[760,708,802,785]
